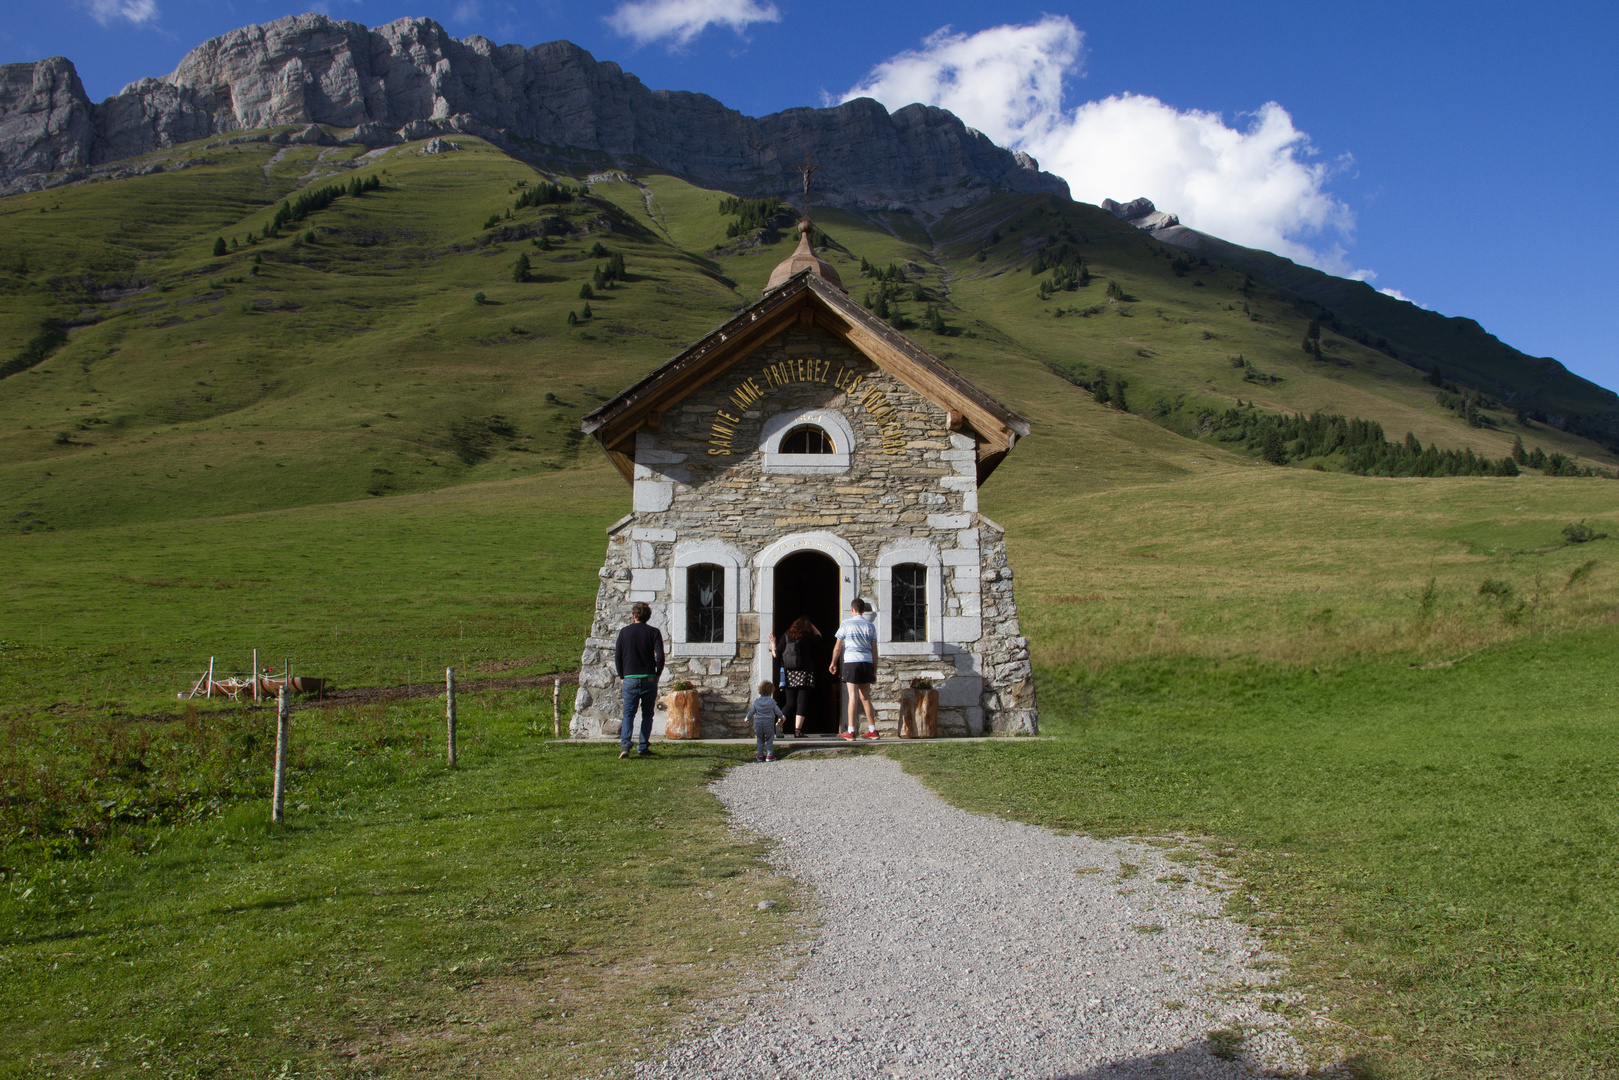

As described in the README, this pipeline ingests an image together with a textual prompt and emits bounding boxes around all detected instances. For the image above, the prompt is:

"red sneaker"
[861,729,880,740]
[838,731,856,741]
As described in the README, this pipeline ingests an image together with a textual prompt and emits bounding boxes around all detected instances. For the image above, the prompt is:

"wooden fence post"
[553,678,561,738]
[445,667,458,768]
[272,686,289,823]
[206,656,215,699]
[252,649,260,702]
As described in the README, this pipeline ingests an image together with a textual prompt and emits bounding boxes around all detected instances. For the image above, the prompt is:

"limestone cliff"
[0,14,1068,206]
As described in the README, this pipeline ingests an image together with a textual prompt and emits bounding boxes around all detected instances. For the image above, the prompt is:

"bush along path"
[635,755,1337,1079]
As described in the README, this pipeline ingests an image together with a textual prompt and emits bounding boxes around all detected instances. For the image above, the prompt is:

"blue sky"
[6,0,1617,393]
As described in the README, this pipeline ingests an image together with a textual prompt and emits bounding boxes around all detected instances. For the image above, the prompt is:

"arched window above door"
[780,424,835,454]
[760,408,855,474]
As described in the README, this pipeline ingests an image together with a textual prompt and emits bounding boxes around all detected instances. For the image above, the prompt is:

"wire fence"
[166,653,579,705]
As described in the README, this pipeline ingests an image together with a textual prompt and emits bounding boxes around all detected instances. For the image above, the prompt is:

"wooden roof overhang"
[580,272,1032,485]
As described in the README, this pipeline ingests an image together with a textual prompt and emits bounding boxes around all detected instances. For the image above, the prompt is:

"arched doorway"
[771,550,842,733]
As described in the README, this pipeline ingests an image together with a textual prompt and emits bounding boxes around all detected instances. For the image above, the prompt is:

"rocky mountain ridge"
[0,13,1066,206]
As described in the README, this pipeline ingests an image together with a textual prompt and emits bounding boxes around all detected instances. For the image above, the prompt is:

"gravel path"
[634,755,1323,1079]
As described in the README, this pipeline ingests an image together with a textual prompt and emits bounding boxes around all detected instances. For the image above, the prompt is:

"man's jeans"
[620,678,658,752]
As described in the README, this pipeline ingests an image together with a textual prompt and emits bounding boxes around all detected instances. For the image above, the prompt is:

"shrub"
[580,302,593,320]
[212,237,227,257]
[472,291,487,305]
[579,282,594,300]
[483,214,501,230]
[512,252,532,283]
[668,679,694,692]
[566,311,578,326]
[1477,578,1514,601]
[588,241,609,258]
[1562,520,1608,544]
[1417,577,1439,620]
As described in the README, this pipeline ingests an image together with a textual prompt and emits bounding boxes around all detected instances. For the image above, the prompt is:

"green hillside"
[1160,224,1619,446]
[1,129,1614,537]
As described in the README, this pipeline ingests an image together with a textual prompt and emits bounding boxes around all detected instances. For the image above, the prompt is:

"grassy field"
[0,469,620,712]
[1,692,798,1080]
[6,456,1617,1076]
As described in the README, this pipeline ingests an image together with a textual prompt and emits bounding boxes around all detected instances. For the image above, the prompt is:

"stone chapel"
[570,221,1037,739]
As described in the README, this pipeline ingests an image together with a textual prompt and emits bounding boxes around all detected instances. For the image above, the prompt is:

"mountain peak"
[0,17,1069,207]
[1102,196,1180,233]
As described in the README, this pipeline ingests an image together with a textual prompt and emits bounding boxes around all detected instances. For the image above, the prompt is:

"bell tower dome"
[765,220,844,292]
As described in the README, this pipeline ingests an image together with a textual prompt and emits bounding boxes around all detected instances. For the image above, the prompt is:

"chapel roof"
[581,271,1031,486]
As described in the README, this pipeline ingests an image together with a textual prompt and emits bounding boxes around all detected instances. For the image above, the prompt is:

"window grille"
[687,565,725,643]
[780,425,834,454]
[892,563,927,643]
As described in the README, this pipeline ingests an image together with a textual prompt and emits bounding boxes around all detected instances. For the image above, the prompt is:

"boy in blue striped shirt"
[829,597,880,741]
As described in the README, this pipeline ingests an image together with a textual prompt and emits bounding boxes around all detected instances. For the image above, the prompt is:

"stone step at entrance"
[569,735,1052,747]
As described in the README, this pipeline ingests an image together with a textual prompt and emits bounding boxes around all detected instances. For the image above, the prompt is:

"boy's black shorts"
[839,661,875,684]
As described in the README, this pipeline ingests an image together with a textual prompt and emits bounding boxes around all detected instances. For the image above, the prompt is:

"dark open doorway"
[771,551,842,734]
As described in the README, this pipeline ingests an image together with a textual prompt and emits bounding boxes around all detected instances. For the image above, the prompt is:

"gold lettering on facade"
[710,361,911,457]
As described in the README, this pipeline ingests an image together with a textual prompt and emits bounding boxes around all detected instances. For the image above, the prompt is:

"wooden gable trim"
[803,277,1029,473]
[581,270,1031,484]
[582,281,813,452]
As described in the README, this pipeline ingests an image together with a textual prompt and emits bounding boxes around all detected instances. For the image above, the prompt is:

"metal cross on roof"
[796,155,821,205]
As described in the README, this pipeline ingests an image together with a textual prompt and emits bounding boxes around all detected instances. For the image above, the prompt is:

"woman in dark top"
[769,616,822,738]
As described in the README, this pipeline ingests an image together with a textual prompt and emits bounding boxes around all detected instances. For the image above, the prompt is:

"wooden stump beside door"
[665,688,701,740]
[898,688,940,739]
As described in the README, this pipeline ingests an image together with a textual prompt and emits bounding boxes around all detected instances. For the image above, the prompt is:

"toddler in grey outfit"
[747,680,785,762]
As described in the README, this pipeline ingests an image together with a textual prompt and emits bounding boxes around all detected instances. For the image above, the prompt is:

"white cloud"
[86,0,158,25]
[842,17,1365,275]
[1379,287,1426,308]
[606,0,780,48]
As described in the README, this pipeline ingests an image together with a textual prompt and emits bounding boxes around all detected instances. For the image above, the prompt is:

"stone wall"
[573,322,1036,738]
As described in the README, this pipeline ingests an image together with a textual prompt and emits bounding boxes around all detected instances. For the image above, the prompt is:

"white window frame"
[670,540,747,657]
[874,538,944,656]
[760,407,855,475]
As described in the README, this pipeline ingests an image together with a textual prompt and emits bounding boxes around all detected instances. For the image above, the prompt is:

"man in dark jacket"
[615,601,665,758]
